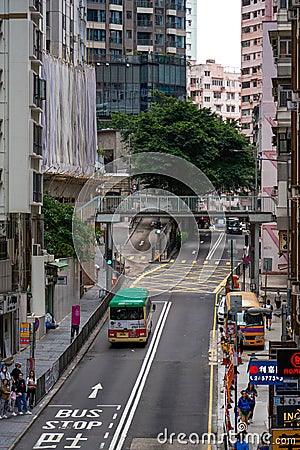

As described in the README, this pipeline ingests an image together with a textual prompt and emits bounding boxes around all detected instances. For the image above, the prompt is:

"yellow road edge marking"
[130,264,165,288]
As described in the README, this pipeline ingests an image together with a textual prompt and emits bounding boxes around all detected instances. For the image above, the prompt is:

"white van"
[217,295,227,324]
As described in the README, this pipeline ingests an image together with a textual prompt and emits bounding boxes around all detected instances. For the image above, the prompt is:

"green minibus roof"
[109,288,149,308]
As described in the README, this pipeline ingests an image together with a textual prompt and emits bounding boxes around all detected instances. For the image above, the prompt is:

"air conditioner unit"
[292,91,300,102]
[287,100,297,111]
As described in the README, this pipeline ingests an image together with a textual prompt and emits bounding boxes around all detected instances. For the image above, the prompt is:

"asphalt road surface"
[14,291,213,450]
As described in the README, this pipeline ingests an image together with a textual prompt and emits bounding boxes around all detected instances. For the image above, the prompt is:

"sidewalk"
[217,311,282,450]
[0,283,105,450]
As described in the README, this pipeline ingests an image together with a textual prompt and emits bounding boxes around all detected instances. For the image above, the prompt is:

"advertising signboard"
[277,405,300,428]
[248,360,283,385]
[277,349,300,376]
[272,428,300,450]
[20,322,30,345]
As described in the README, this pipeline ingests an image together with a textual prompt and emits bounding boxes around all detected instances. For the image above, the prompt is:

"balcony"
[137,20,153,27]
[137,39,153,45]
[137,1,153,6]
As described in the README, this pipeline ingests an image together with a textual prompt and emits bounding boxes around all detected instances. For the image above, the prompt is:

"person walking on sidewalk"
[10,362,22,384]
[264,299,273,330]
[237,390,251,425]
[236,326,245,364]
[15,372,32,415]
[0,378,11,419]
[26,370,37,410]
[246,382,258,423]
[274,290,282,311]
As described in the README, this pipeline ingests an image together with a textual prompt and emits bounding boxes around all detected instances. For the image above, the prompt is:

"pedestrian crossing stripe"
[181,260,186,263]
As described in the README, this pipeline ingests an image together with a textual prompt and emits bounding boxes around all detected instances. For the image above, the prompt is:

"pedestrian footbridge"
[77,195,277,224]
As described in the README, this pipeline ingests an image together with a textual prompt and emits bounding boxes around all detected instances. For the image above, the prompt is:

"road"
[13,232,245,450]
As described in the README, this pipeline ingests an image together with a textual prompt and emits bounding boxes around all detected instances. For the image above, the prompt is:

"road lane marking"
[109,422,114,429]
[131,264,164,287]
[88,382,103,399]
[113,414,118,420]
[48,404,73,407]
[104,432,109,439]
[109,301,171,450]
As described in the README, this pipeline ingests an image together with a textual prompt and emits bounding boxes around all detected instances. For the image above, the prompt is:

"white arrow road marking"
[88,383,103,399]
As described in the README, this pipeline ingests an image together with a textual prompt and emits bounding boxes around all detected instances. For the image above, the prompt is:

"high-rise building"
[186,0,197,62]
[0,0,45,357]
[86,0,187,118]
[241,0,277,142]
[187,60,241,122]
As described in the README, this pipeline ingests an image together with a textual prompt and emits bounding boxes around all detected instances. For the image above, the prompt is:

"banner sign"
[20,322,30,345]
[272,428,300,450]
[277,349,300,376]
[248,360,283,385]
[277,405,300,428]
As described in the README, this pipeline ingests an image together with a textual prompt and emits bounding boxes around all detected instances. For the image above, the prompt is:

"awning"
[47,260,69,270]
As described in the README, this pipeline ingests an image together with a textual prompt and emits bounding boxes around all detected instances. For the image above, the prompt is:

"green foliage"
[110,92,256,194]
[42,194,94,261]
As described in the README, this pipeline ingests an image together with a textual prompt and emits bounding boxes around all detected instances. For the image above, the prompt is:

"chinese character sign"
[248,360,284,385]
[20,322,30,345]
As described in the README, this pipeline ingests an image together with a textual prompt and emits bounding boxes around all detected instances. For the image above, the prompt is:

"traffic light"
[106,249,113,265]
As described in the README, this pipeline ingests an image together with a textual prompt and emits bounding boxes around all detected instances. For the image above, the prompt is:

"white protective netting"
[42,54,97,175]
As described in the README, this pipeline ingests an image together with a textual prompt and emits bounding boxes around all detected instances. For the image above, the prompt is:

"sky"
[197,0,241,69]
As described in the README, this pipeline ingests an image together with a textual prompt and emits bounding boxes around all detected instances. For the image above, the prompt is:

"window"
[155,14,164,26]
[212,79,223,86]
[87,29,106,41]
[204,96,210,102]
[242,109,250,116]
[253,10,257,18]
[155,34,164,44]
[242,68,250,75]
[242,12,250,20]
[242,123,251,129]
[242,95,251,103]
[89,0,106,2]
[242,0,250,5]
[252,66,257,74]
[253,38,258,45]
[110,10,122,24]
[126,11,132,19]
[33,172,42,203]
[278,131,292,154]
[33,74,46,108]
[242,26,250,33]
[244,54,250,61]
[279,0,288,8]
[87,9,106,22]
[261,9,265,16]
[253,80,257,87]
[213,92,221,99]
[110,30,122,44]
[216,105,222,112]
[253,25,258,31]
[242,40,250,48]
[204,83,210,89]
[280,38,292,57]
[204,71,210,76]
[242,81,250,88]
[33,123,42,156]
[279,85,292,107]
[226,105,230,112]
[126,30,132,39]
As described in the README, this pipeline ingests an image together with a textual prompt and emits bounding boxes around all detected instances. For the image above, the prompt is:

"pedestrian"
[246,382,258,423]
[26,370,37,409]
[10,362,22,384]
[236,325,245,363]
[0,354,4,369]
[15,372,32,415]
[286,320,293,339]
[274,290,282,311]
[265,299,273,330]
[0,378,11,419]
[233,431,249,450]
[237,390,251,425]
[0,365,11,385]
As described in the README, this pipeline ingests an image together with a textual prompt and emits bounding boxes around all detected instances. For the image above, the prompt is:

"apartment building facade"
[0,0,45,358]
[186,0,197,61]
[241,0,277,142]
[87,0,187,118]
[187,60,241,122]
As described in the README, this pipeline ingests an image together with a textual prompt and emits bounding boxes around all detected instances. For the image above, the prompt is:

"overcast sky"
[197,0,241,69]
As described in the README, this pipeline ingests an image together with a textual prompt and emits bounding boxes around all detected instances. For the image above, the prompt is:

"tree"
[42,194,94,261]
[109,92,256,194]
